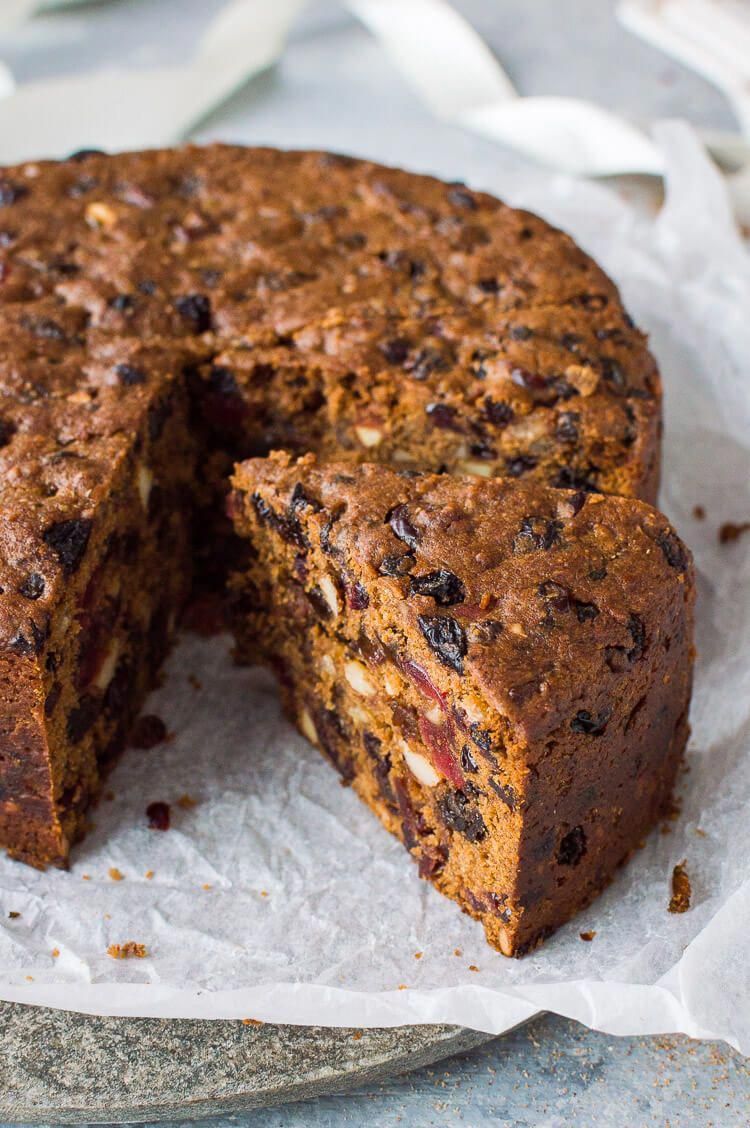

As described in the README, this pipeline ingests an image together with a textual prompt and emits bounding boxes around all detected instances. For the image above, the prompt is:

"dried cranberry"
[174,293,212,333]
[116,363,146,386]
[513,516,563,553]
[146,801,170,831]
[417,615,467,674]
[557,825,587,866]
[346,581,369,610]
[378,551,415,577]
[657,530,688,571]
[409,569,465,606]
[18,573,45,600]
[570,709,610,736]
[418,715,464,789]
[400,658,445,706]
[437,790,486,842]
[131,714,167,749]
[43,518,92,575]
[386,504,420,550]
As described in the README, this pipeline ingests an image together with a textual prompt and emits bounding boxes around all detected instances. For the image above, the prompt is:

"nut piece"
[344,660,376,697]
[94,639,121,690]
[354,424,383,448]
[457,459,494,478]
[401,742,440,787]
[137,464,153,510]
[85,201,117,229]
[318,575,340,617]
[564,364,599,397]
[298,708,318,746]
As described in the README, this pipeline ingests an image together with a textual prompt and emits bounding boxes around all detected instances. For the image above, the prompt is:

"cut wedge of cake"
[229,453,694,955]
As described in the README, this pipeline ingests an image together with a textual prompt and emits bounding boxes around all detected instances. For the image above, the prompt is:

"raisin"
[483,398,514,426]
[570,709,610,736]
[627,613,646,660]
[307,586,333,620]
[44,682,62,717]
[506,455,537,478]
[657,530,688,571]
[131,714,167,749]
[251,493,306,548]
[109,293,134,313]
[556,411,580,443]
[0,181,28,206]
[426,402,462,431]
[379,551,415,577]
[470,725,497,765]
[346,581,369,610]
[409,569,465,606]
[478,277,499,293]
[551,465,600,492]
[43,518,92,574]
[408,347,449,381]
[386,503,420,550]
[601,356,626,390]
[509,325,532,340]
[460,745,479,774]
[381,337,410,365]
[589,565,607,581]
[557,825,587,866]
[471,620,504,645]
[418,614,467,674]
[147,398,170,441]
[115,363,146,386]
[24,316,66,341]
[67,148,105,162]
[289,482,322,513]
[489,778,517,811]
[174,293,212,333]
[513,516,563,553]
[0,418,16,448]
[437,790,487,842]
[67,695,100,743]
[313,707,354,781]
[18,573,45,600]
[447,185,477,210]
[146,801,170,831]
[575,601,599,623]
[391,702,418,740]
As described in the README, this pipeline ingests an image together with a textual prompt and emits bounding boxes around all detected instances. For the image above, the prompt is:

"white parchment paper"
[0,123,747,1052]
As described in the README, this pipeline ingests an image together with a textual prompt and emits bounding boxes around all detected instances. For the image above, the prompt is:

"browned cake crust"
[229,454,694,956]
[0,143,683,955]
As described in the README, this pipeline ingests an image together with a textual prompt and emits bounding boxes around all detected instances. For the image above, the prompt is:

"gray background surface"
[0,0,748,1124]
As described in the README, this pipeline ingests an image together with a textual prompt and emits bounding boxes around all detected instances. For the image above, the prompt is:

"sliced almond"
[318,575,340,617]
[298,708,318,746]
[401,743,440,787]
[137,464,153,510]
[94,639,121,690]
[355,424,383,448]
[85,201,117,229]
[457,459,494,478]
[344,660,376,697]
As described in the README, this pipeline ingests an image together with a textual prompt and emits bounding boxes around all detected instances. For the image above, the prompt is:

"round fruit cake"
[0,146,691,955]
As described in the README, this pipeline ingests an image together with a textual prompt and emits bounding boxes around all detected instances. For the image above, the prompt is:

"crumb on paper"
[25,975,33,982]
[579,930,597,942]
[718,521,750,545]
[201,883,212,891]
[397,984,408,991]
[414,951,423,960]
[145,870,154,880]
[352,1030,363,1041]
[692,505,705,520]
[51,948,60,958]
[241,1017,264,1026]
[108,941,147,960]
[694,827,706,838]
[108,867,124,882]
[131,713,168,750]
[146,801,171,831]
[177,794,197,809]
[468,965,480,973]
[669,861,692,914]
[8,911,20,919]
[82,874,91,881]
[453,948,462,957]
[260,890,268,898]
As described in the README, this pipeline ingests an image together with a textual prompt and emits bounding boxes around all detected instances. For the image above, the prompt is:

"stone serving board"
[0,1001,493,1123]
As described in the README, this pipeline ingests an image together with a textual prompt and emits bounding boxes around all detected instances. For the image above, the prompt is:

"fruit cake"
[0,144,691,952]
[228,454,694,956]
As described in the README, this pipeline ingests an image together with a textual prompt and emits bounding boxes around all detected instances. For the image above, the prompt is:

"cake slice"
[228,453,694,955]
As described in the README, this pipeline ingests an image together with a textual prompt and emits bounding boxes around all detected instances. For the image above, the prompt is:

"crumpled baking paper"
[0,121,747,1054]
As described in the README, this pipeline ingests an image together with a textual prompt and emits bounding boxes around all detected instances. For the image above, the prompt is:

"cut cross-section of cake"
[228,453,694,955]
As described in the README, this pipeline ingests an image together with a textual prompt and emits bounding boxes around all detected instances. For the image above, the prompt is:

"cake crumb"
[131,714,168,750]
[352,1030,363,1041]
[202,883,212,891]
[241,1017,264,1026]
[468,964,480,973]
[692,505,705,520]
[8,911,20,919]
[82,874,91,881]
[51,948,60,958]
[397,984,408,990]
[260,890,268,898]
[145,869,154,879]
[718,520,750,545]
[453,948,462,957]
[108,941,147,960]
[694,827,706,838]
[177,794,197,809]
[414,951,423,960]
[668,861,691,913]
[579,930,596,942]
[108,867,124,882]
[25,975,33,982]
